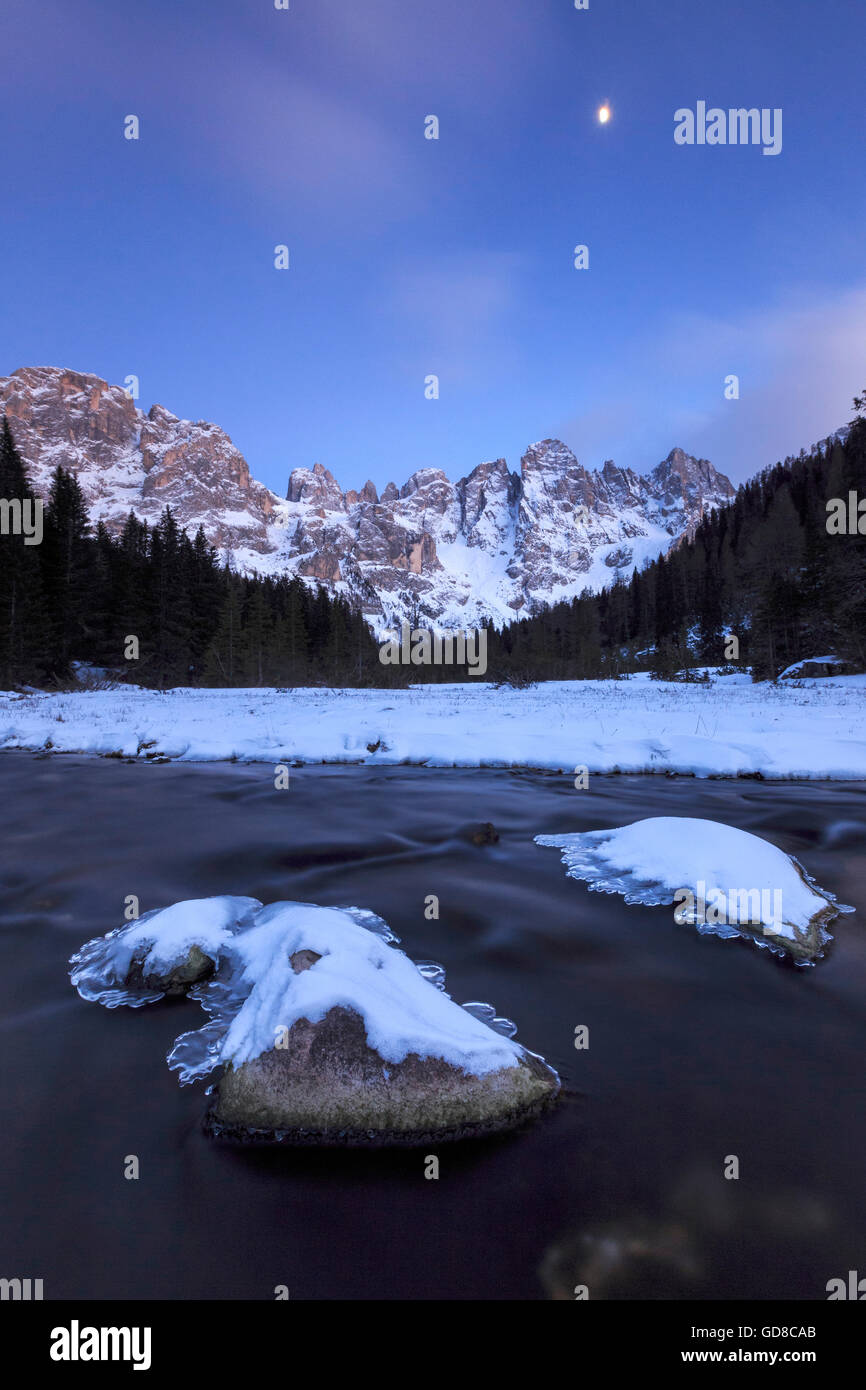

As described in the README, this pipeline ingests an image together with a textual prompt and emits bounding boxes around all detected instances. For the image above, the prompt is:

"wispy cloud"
[554,283,866,479]
[317,0,551,109]
[9,0,548,227]
[666,284,866,475]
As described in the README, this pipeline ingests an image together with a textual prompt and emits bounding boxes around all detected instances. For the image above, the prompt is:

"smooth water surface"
[1,754,865,1300]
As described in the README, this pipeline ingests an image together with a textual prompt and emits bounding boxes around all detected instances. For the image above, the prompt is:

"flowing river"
[1,753,864,1299]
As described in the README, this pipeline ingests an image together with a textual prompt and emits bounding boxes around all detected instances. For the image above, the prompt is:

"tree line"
[2,405,864,689]
[0,417,386,689]
[483,405,866,684]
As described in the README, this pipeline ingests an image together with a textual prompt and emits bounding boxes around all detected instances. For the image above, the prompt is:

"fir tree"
[0,417,45,683]
[41,465,92,677]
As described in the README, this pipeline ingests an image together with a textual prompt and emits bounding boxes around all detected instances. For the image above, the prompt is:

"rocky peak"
[286,461,344,510]
[458,458,517,546]
[520,439,601,511]
[521,438,581,482]
[400,467,451,499]
[358,479,378,504]
[650,447,734,510]
[601,458,639,493]
[0,365,277,551]
[0,364,737,631]
[140,403,256,499]
[0,366,138,468]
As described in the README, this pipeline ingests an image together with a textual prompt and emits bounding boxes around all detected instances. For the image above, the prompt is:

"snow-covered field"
[2,673,865,778]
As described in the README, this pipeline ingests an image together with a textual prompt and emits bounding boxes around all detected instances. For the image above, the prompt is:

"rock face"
[1,365,735,627]
[0,366,275,554]
[208,1004,558,1147]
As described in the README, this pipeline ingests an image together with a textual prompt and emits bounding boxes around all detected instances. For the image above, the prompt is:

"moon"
[597,104,611,124]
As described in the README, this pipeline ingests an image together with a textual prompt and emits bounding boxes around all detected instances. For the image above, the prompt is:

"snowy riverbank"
[2,673,865,779]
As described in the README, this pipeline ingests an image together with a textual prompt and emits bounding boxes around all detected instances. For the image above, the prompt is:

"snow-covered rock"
[780,656,850,679]
[536,817,854,963]
[70,897,560,1144]
[70,896,262,1005]
[0,365,734,627]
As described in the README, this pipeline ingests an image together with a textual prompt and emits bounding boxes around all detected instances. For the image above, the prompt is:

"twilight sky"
[2,0,865,494]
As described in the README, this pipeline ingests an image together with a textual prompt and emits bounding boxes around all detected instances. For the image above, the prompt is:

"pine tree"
[203,576,244,685]
[273,577,310,685]
[240,583,273,686]
[87,521,119,668]
[185,527,222,683]
[146,508,192,687]
[41,465,92,677]
[115,512,150,675]
[0,416,45,683]
[696,558,724,662]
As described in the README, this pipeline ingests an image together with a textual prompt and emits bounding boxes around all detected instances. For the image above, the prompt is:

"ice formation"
[69,896,262,1007]
[70,897,532,1079]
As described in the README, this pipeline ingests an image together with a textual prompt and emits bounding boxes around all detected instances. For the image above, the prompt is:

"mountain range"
[0,366,735,628]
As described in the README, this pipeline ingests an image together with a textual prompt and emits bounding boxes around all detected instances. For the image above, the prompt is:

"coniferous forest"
[485,406,866,684]
[0,417,383,689]
[1,408,864,689]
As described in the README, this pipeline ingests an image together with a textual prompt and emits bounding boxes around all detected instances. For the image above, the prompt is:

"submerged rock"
[539,1167,837,1300]
[70,896,559,1145]
[540,1217,702,1301]
[464,822,500,846]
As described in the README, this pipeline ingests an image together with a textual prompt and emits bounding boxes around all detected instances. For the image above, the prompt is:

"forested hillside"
[0,417,384,689]
[485,404,866,683]
[2,405,865,689]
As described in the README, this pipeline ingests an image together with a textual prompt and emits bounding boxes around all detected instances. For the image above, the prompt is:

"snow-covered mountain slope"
[0,365,735,628]
[0,366,278,554]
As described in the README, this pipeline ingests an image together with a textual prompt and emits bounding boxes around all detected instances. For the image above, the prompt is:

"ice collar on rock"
[70,896,526,1078]
[536,816,853,963]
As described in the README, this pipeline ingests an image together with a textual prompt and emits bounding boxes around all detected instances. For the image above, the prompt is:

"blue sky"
[2,0,865,494]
